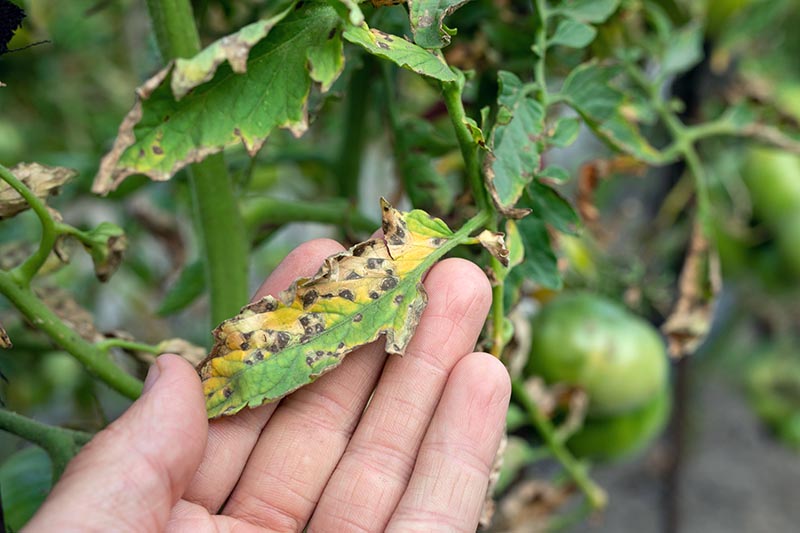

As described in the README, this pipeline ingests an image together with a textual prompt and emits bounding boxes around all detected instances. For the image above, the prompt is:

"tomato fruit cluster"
[526,292,671,460]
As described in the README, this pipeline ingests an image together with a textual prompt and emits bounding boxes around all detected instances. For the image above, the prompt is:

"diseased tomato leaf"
[198,199,457,418]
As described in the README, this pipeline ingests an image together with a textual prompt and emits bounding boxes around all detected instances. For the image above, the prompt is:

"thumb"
[26,354,208,532]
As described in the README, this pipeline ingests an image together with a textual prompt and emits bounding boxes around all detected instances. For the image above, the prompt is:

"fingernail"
[142,359,161,393]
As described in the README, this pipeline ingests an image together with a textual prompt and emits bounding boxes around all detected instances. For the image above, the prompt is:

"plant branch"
[511,379,608,510]
[534,0,549,106]
[0,409,93,478]
[144,0,250,327]
[242,197,378,235]
[0,163,58,286]
[441,78,491,213]
[0,271,143,399]
[95,338,161,355]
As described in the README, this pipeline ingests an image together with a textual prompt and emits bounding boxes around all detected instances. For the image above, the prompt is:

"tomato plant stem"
[442,77,491,213]
[242,197,378,235]
[0,409,92,478]
[0,164,57,286]
[511,379,608,510]
[144,0,250,327]
[0,270,143,400]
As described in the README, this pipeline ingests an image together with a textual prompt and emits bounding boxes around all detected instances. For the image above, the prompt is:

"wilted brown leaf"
[36,286,102,342]
[493,479,573,532]
[478,229,510,267]
[0,163,76,220]
[662,221,721,358]
[0,321,11,349]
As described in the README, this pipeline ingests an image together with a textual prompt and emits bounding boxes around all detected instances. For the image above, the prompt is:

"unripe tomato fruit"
[567,384,671,461]
[526,292,668,416]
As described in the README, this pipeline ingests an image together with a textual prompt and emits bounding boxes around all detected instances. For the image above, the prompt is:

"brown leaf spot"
[346,271,362,280]
[302,289,318,308]
[394,294,404,305]
[353,313,363,322]
[152,145,164,155]
[338,289,355,301]
[381,277,398,291]
[369,291,380,300]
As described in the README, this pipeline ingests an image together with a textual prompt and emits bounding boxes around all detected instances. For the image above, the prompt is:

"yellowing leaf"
[198,199,466,418]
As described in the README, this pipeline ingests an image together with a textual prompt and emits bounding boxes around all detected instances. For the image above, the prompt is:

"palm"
[26,239,509,533]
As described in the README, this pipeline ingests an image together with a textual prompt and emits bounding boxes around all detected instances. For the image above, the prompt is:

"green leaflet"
[408,0,469,49]
[485,71,545,217]
[93,2,344,193]
[198,200,476,418]
[342,23,458,82]
[561,62,661,164]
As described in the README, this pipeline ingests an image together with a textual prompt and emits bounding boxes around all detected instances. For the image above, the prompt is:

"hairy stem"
[0,271,143,399]
[441,79,491,213]
[511,379,608,509]
[0,163,57,286]
[0,409,93,478]
[144,0,249,327]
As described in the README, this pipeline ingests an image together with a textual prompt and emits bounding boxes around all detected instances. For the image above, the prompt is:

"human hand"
[25,238,510,532]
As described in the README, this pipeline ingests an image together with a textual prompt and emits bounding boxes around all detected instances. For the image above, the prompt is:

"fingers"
[182,238,345,512]
[308,258,492,532]
[25,355,207,532]
[387,353,510,532]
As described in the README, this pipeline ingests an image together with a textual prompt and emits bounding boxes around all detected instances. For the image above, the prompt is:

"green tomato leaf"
[538,165,571,182]
[549,116,581,147]
[328,0,364,25]
[561,61,661,163]
[558,0,621,23]
[549,18,597,48]
[342,23,458,82]
[0,447,52,531]
[170,1,297,100]
[515,214,561,289]
[408,0,470,49]
[402,152,456,215]
[661,22,703,76]
[485,71,545,217]
[93,2,344,193]
[524,180,580,236]
[198,199,460,418]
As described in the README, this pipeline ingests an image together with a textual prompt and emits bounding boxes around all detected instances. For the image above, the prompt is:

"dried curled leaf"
[477,230,509,267]
[0,320,11,349]
[0,163,76,220]
[80,222,127,282]
[198,199,457,418]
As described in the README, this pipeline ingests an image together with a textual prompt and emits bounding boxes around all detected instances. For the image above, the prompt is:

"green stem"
[441,79,491,213]
[188,157,249,326]
[0,164,57,286]
[336,59,371,203]
[242,197,378,235]
[144,0,250,327]
[534,0,549,106]
[0,409,93,478]
[489,256,505,358]
[0,271,142,399]
[511,379,608,510]
[95,338,161,355]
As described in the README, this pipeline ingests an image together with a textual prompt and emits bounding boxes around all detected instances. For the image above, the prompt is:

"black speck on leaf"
[0,0,26,55]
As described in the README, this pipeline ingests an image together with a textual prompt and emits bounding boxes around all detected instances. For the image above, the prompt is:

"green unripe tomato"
[526,292,668,416]
[567,384,671,461]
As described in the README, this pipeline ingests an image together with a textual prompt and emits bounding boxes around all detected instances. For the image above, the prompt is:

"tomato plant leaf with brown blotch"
[198,199,460,418]
[0,163,76,220]
[93,1,344,193]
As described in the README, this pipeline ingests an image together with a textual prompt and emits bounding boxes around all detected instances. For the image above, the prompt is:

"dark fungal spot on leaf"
[389,233,404,245]
[432,238,443,246]
[254,350,264,360]
[377,41,390,50]
[352,242,370,257]
[138,148,146,158]
[369,291,379,300]
[381,277,398,291]
[304,326,314,335]
[394,294,404,304]
[223,388,233,399]
[240,341,250,351]
[346,271,362,281]
[302,290,318,308]
[314,323,325,333]
[300,334,311,344]
[328,28,336,40]
[245,359,253,366]
[152,145,164,155]
[353,313,363,322]
[339,289,355,301]
[367,258,384,269]
[299,315,311,326]
[276,331,290,350]
[306,356,313,366]
[337,342,345,350]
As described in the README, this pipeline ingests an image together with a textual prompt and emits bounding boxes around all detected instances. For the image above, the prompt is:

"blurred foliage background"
[2,0,800,531]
